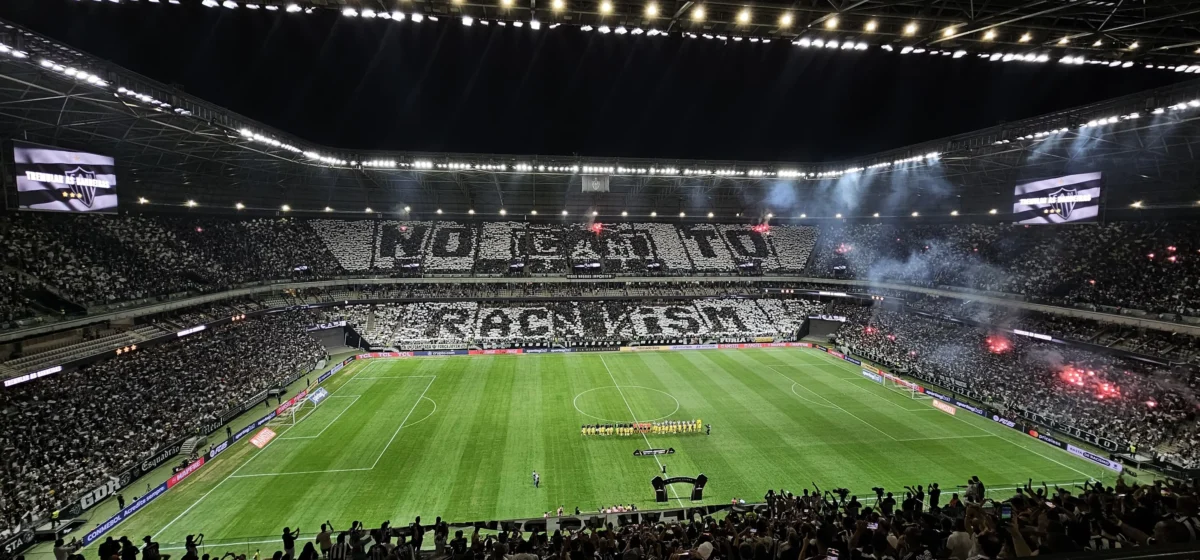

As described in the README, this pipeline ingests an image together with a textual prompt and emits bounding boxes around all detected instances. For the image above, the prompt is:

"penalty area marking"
[572,386,681,424]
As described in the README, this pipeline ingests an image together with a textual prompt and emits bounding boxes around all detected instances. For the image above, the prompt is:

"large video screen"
[1011,172,1101,225]
[12,140,118,213]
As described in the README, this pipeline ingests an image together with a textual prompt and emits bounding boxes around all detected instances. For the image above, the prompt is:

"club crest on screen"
[65,166,99,208]
[1048,186,1078,220]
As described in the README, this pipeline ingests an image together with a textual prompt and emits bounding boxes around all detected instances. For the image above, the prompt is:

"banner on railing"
[166,457,205,489]
[1067,444,1124,472]
[860,369,883,384]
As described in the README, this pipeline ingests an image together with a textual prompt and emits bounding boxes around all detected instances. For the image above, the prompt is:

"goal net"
[883,375,931,400]
[270,387,329,427]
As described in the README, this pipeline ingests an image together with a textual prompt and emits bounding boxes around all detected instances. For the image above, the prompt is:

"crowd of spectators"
[339,297,822,348]
[81,475,1200,560]
[810,222,1200,316]
[0,269,37,326]
[831,306,1200,468]
[0,313,326,539]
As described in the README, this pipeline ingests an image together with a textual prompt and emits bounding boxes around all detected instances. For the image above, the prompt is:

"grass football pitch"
[111,347,1113,552]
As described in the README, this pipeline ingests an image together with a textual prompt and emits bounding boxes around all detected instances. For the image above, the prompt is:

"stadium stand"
[0,313,326,538]
[831,306,1200,468]
[809,222,1200,316]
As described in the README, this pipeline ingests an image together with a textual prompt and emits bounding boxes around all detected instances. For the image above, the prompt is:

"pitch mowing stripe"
[790,348,1106,481]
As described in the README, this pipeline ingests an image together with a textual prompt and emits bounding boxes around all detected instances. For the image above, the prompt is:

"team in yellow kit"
[581,419,705,436]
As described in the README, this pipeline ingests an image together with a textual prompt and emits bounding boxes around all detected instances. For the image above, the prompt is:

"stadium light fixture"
[989,209,998,214]
[531,210,538,215]
[650,211,658,217]
[679,212,687,217]
[592,210,599,216]
[138,197,149,204]
[437,208,443,214]
[621,210,628,216]
[1129,41,1139,50]
[365,207,374,213]
[691,6,704,21]
[186,200,198,207]
[873,212,880,217]
[903,22,918,35]
[325,206,333,212]
[462,16,473,25]
[863,19,876,32]
[285,3,301,12]
[825,16,838,29]
[501,0,513,7]
[1131,201,1143,208]
[201,0,219,6]
[235,202,245,210]
[222,0,238,8]
[600,0,612,13]
[800,213,807,218]
[911,211,919,217]
[950,210,959,216]
[983,29,996,40]
[766,212,774,218]
[552,0,565,11]
[708,211,715,218]
[392,11,406,20]
[468,209,476,214]
[779,13,792,27]
[562,210,569,216]
[411,13,424,22]
[645,2,658,16]
[1092,39,1102,47]
[404,206,411,212]
[942,27,955,37]
[835,213,843,218]
[1019,32,1032,42]
[500,209,507,215]
[737,9,750,24]
[281,204,291,212]
[342,7,357,16]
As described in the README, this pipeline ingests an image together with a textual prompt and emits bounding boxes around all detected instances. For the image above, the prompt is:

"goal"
[884,375,931,400]
[271,387,329,427]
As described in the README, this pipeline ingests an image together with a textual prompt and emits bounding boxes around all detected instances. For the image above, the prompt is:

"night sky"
[2,0,1192,162]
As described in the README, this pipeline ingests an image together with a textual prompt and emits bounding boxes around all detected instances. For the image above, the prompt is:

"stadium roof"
[2,17,1200,220]
[83,0,1200,67]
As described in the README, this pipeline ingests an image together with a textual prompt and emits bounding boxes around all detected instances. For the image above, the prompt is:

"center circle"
[572,386,682,424]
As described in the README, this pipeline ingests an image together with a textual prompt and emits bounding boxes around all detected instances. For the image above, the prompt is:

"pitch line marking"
[572,386,681,423]
[768,365,898,441]
[277,395,362,440]
[153,359,378,538]
[599,355,686,507]
[788,383,839,409]
[370,376,436,470]
[796,348,1100,479]
[893,434,997,442]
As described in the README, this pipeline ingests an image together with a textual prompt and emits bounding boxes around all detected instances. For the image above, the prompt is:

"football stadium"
[2,2,1200,560]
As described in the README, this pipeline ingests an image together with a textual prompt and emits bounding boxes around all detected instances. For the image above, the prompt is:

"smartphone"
[1000,505,1012,520]
[866,523,878,530]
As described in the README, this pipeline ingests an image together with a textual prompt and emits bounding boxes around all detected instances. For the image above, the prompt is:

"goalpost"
[270,387,330,427]
[883,375,931,400]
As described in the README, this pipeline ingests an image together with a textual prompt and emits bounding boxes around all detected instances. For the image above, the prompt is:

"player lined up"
[581,419,706,436]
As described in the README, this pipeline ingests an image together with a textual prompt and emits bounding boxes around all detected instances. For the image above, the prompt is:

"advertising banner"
[469,349,524,355]
[414,349,468,356]
[668,344,719,351]
[860,369,883,384]
[861,364,880,374]
[524,348,550,354]
[930,399,957,415]
[843,356,861,366]
[250,427,278,449]
[1,529,35,557]
[829,351,845,359]
[814,345,829,352]
[924,389,953,403]
[622,346,669,352]
[953,400,987,417]
[308,387,330,406]
[1067,444,1124,472]
[82,482,168,545]
[1027,430,1066,449]
[165,457,205,489]
[753,337,775,343]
